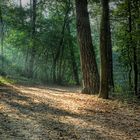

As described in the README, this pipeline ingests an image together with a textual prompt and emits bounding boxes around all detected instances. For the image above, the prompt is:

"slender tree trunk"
[133,0,139,96]
[127,0,133,90]
[127,0,139,95]
[28,0,36,78]
[57,44,65,84]
[75,0,99,94]
[20,0,22,8]
[137,1,140,97]
[107,20,114,91]
[19,0,24,26]
[67,22,80,85]
[52,2,70,83]
[99,0,110,99]
[133,42,138,95]
[0,3,4,70]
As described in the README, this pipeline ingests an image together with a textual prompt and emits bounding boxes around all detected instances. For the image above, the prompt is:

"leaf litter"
[0,84,140,140]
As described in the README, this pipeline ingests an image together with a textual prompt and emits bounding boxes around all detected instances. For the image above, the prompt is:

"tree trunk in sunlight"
[75,0,99,94]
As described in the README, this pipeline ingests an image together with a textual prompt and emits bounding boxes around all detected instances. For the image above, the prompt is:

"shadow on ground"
[0,85,140,140]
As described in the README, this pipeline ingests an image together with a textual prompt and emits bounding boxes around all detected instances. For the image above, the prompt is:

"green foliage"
[0,0,139,96]
[0,76,14,85]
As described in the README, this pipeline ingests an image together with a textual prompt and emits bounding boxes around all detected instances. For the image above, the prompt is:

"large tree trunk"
[99,0,110,99]
[75,0,99,94]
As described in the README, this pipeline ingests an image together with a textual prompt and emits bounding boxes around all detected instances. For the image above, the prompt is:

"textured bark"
[75,0,99,94]
[99,0,109,99]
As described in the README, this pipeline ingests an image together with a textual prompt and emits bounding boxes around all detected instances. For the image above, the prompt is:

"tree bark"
[99,0,110,99]
[75,0,99,94]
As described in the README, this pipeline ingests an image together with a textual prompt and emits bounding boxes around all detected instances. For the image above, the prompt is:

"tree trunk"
[107,21,114,91]
[75,0,99,94]
[127,0,133,91]
[137,1,140,97]
[132,0,139,96]
[67,23,80,85]
[28,0,36,78]
[0,3,4,71]
[52,1,70,83]
[133,42,138,95]
[127,0,139,95]
[99,0,110,99]
[69,43,80,85]
[19,0,24,26]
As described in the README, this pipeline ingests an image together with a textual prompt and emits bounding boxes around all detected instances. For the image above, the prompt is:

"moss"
[0,76,15,85]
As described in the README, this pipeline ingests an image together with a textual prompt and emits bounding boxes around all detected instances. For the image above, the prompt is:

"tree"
[99,0,110,99]
[28,0,37,78]
[107,10,114,91]
[127,0,138,96]
[75,0,99,94]
[67,19,80,85]
[0,1,4,71]
[113,0,139,96]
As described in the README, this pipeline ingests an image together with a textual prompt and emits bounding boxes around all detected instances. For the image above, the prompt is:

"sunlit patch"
[11,99,30,106]
[0,84,140,139]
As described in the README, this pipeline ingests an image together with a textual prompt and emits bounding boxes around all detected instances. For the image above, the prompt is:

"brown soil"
[0,84,140,140]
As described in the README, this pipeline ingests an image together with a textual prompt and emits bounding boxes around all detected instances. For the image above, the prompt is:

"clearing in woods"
[0,83,140,140]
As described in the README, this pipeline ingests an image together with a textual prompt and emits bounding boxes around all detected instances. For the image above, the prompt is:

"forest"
[0,0,140,139]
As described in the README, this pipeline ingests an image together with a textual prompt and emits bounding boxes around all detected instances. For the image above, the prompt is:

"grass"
[0,75,41,86]
[0,76,15,85]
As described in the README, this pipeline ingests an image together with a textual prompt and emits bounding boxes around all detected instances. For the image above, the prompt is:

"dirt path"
[0,84,140,140]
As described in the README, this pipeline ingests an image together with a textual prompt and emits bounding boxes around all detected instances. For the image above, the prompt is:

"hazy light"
[22,0,30,6]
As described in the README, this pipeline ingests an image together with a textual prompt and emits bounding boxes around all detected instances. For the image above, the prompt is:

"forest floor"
[0,81,140,140]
